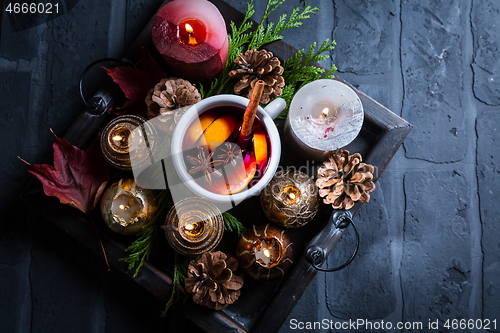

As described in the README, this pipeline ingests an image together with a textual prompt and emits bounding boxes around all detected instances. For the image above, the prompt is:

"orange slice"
[184,110,221,149]
[208,153,257,195]
[199,113,239,151]
[253,124,268,172]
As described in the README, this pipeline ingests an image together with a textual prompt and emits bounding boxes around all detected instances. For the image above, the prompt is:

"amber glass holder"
[100,114,157,170]
[164,197,224,257]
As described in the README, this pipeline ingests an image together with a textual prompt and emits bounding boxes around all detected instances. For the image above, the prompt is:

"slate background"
[1,0,499,332]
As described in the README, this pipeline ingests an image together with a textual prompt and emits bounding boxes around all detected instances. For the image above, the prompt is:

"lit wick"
[281,185,300,205]
[110,126,133,151]
[185,23,197,45]
[111,193,144,227]
[316,108,330,125]
[180,217,205,240]
[254,239,281,268]
[308,104,339,126]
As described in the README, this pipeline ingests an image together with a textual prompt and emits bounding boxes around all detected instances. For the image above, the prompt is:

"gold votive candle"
[236,223,293,281]
[101,178,158,236]
[260,170,319,228]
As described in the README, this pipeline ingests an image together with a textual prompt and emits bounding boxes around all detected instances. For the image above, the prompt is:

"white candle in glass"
[284,79,364,161]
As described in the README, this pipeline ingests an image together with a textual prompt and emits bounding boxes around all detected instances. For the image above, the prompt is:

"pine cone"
[145,77,201,134]
[316,149,376,210]
[229,49,285,104]
[185,251,244,310]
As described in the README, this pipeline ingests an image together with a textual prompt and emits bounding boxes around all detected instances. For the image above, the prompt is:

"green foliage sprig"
[201,0,322,99]
[222,212,247,237]
[278,39,337,119]
[120,190,171,277]
[248,1,318,50]
[161,252,192,316]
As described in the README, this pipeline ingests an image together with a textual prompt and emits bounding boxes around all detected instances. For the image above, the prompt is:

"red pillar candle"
[152,0,229,83]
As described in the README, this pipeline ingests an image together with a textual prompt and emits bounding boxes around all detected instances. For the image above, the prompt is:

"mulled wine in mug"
[171,95,285,204]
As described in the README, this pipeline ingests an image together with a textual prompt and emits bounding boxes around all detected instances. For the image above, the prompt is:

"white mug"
[171,95,285,206]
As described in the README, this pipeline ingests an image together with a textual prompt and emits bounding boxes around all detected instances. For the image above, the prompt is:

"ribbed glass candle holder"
[164,197,224,257]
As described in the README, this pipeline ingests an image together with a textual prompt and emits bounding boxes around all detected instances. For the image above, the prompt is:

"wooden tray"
[20,1,412,332]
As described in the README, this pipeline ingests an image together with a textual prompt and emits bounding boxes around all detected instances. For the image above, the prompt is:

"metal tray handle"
[79,58,132,110]
[305,210,360,272]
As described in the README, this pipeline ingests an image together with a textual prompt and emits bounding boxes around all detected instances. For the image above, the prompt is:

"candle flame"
[322,108,329,116]
[289,193,296,200]
[264,249,271,258]
[185,223,194,231]
[112,135,122,141]
[185,23,197,45]
[119,204,125,210]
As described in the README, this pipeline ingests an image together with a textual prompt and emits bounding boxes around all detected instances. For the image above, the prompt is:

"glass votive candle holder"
[100,115,157,170]
[284,79,363,162]
[164,197,224,257]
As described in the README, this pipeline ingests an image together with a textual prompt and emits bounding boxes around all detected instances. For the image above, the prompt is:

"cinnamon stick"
[240,80,265,139]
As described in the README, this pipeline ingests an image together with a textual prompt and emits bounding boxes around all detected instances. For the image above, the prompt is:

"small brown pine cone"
[145,77,201,134]
[228,49,285,104]
[184,251,244,310]
[316,149,376,210]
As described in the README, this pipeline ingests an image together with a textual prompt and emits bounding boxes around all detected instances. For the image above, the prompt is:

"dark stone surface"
[124,1,165,51]
[0,15,37,60]
[325,179,396,320]
[0,72,31,212]
[476,112,500,330]
[331,0,397,74]
[0,266,27,332]
[357,83,390,110]
[402,170,472,328]
[277,0,335,63]
[471,0,500,106]
[401,0,467,163]
[0,0,499,332]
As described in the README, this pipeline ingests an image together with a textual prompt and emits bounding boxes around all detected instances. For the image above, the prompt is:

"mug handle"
[264,98,286,119]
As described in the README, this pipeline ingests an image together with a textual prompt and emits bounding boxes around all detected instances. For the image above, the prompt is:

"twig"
[18,156,31,165]
[49,127,58,138]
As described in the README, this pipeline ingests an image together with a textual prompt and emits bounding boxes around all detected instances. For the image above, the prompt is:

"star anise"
[186,147,223,184]
[217,142,243,167]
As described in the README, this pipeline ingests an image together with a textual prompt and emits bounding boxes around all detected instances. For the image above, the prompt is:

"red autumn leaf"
[105,47,168,118]
[28,138,111,214]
